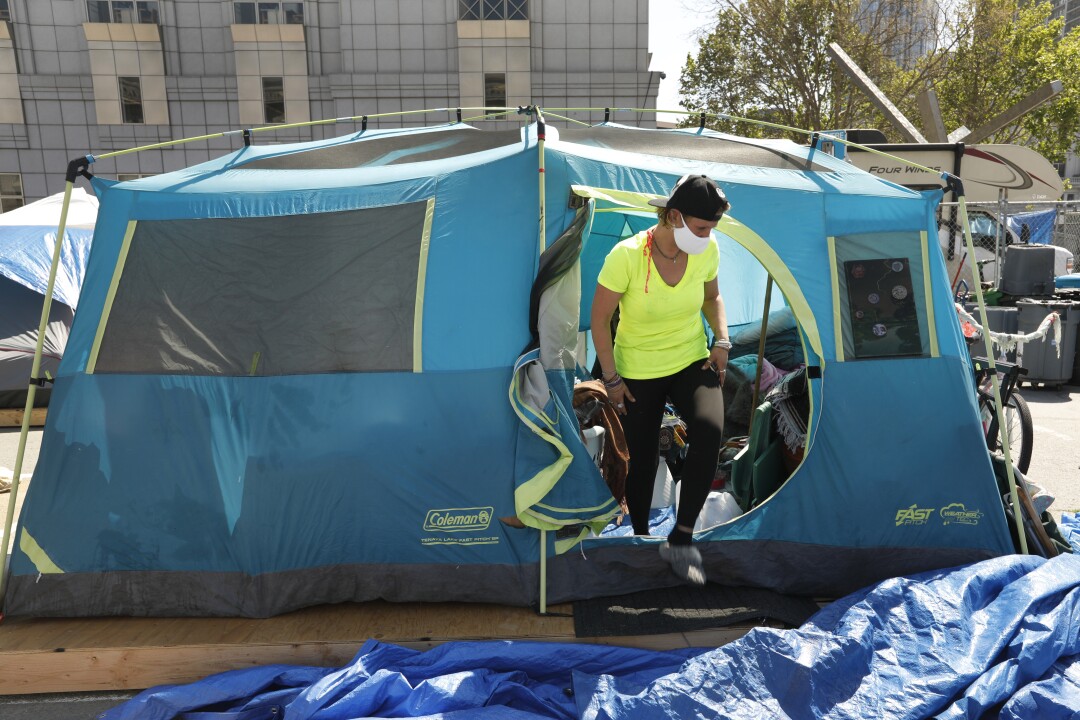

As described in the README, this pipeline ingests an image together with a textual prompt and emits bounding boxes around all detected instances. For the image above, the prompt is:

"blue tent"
[0,190,95,407]
[3,121,1014,617]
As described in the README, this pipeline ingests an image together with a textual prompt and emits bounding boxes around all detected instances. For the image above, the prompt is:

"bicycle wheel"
[985,392,1034,474]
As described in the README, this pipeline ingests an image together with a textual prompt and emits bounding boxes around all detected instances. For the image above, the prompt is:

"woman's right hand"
[608,381,635,416]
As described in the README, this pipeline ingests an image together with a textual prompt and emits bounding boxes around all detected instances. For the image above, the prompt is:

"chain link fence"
[936,200,1078,289]
[1055,203,1080,260]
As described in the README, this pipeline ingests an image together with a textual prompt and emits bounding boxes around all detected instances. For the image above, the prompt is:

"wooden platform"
[0,601,763,696]
[0,407,46,427]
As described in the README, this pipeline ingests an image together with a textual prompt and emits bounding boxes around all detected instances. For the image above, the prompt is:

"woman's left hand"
[701,346,729,386]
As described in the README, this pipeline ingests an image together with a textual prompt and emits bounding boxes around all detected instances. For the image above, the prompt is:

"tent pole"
[750,277,774,413]
[0,176,77,606]
[539,529,547,614]
[536,106,547,254]
[953,181,1028,555]
[535,107,549,615]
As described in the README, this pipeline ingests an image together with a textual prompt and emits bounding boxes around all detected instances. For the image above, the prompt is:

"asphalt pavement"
[1,380,1078,717]
[1017,382,1080,513]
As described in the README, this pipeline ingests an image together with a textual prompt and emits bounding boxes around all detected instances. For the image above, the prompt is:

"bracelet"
[711,337,733,351]
[603,375,623,389]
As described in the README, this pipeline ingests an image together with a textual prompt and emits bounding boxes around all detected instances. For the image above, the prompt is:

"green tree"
[678,0,943,139]
[680,0,1080,161]
[931,0,1080,163]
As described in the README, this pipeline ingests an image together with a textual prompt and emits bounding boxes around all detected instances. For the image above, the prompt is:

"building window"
[484,73,506,108]
[459,0,528,20]
[0,1,11,22]
[119,76,144,124]
[0,173,23,213]
[234,2,304,24]
[263,76,285,123]
[87,1,160,23]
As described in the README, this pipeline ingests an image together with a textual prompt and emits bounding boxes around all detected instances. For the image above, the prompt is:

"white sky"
[647,0,717,115]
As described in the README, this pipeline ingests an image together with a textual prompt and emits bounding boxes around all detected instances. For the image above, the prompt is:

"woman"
[590,174,731,585]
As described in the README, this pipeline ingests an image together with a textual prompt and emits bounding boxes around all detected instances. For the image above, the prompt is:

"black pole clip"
[944,174,965,199]
[242,129,253,147]
[361,115,368,133]
[456,108,462,123]
[65,156,93,184]
[604,108,611,123]
[29,375,53,388]
[698,113,707,130]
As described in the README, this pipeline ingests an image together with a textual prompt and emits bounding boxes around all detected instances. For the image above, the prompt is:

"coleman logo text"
[424,507,493,533]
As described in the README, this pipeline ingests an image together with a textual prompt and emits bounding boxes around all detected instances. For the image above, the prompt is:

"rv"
[817,130,1073,288]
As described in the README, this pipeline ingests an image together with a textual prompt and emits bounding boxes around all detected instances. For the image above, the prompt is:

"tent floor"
[0,600,773,695]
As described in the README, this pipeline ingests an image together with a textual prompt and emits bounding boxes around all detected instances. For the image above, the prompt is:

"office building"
[0,0,658,208]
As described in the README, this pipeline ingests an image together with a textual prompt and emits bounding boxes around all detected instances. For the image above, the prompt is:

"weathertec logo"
[423,507,493,533]
[940,503,983,526]
[895,505,934,526]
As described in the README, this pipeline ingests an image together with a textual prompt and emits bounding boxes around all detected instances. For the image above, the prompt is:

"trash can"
[964,304,1019,363]
[1015,299,1080,386]
[1074,342,1080,386]
[1001,245,1056,296]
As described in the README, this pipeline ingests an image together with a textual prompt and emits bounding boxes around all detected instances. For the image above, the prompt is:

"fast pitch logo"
[424,507,493,532]
[940,503,983,526]
[895,504,934,526]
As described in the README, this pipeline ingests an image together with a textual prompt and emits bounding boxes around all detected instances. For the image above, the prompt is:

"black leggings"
[621,361,725,538]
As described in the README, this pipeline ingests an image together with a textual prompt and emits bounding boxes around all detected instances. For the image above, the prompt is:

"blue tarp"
[1005,209,1056,248]
[103,550,1080,720]
[0,224,93,309]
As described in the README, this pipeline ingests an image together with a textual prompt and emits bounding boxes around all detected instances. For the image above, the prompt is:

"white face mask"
[673,216,711,255]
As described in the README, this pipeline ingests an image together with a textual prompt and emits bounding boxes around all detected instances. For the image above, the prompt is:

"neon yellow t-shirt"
[597,229,719,379]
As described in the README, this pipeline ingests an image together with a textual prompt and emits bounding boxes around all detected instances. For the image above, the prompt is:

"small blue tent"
[3,121,1014,617]
[0,189,96,408]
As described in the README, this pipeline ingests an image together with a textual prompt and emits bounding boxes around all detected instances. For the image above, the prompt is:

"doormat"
[573,584,821,638]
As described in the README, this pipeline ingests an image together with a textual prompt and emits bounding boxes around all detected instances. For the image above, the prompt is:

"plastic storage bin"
[1056,273,1080,290]
[1000,245,1056,296]
[1016,299,1080,386]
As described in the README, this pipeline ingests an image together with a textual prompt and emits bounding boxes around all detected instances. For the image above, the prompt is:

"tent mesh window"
[94,203,428,375]
[832,232,931,360]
